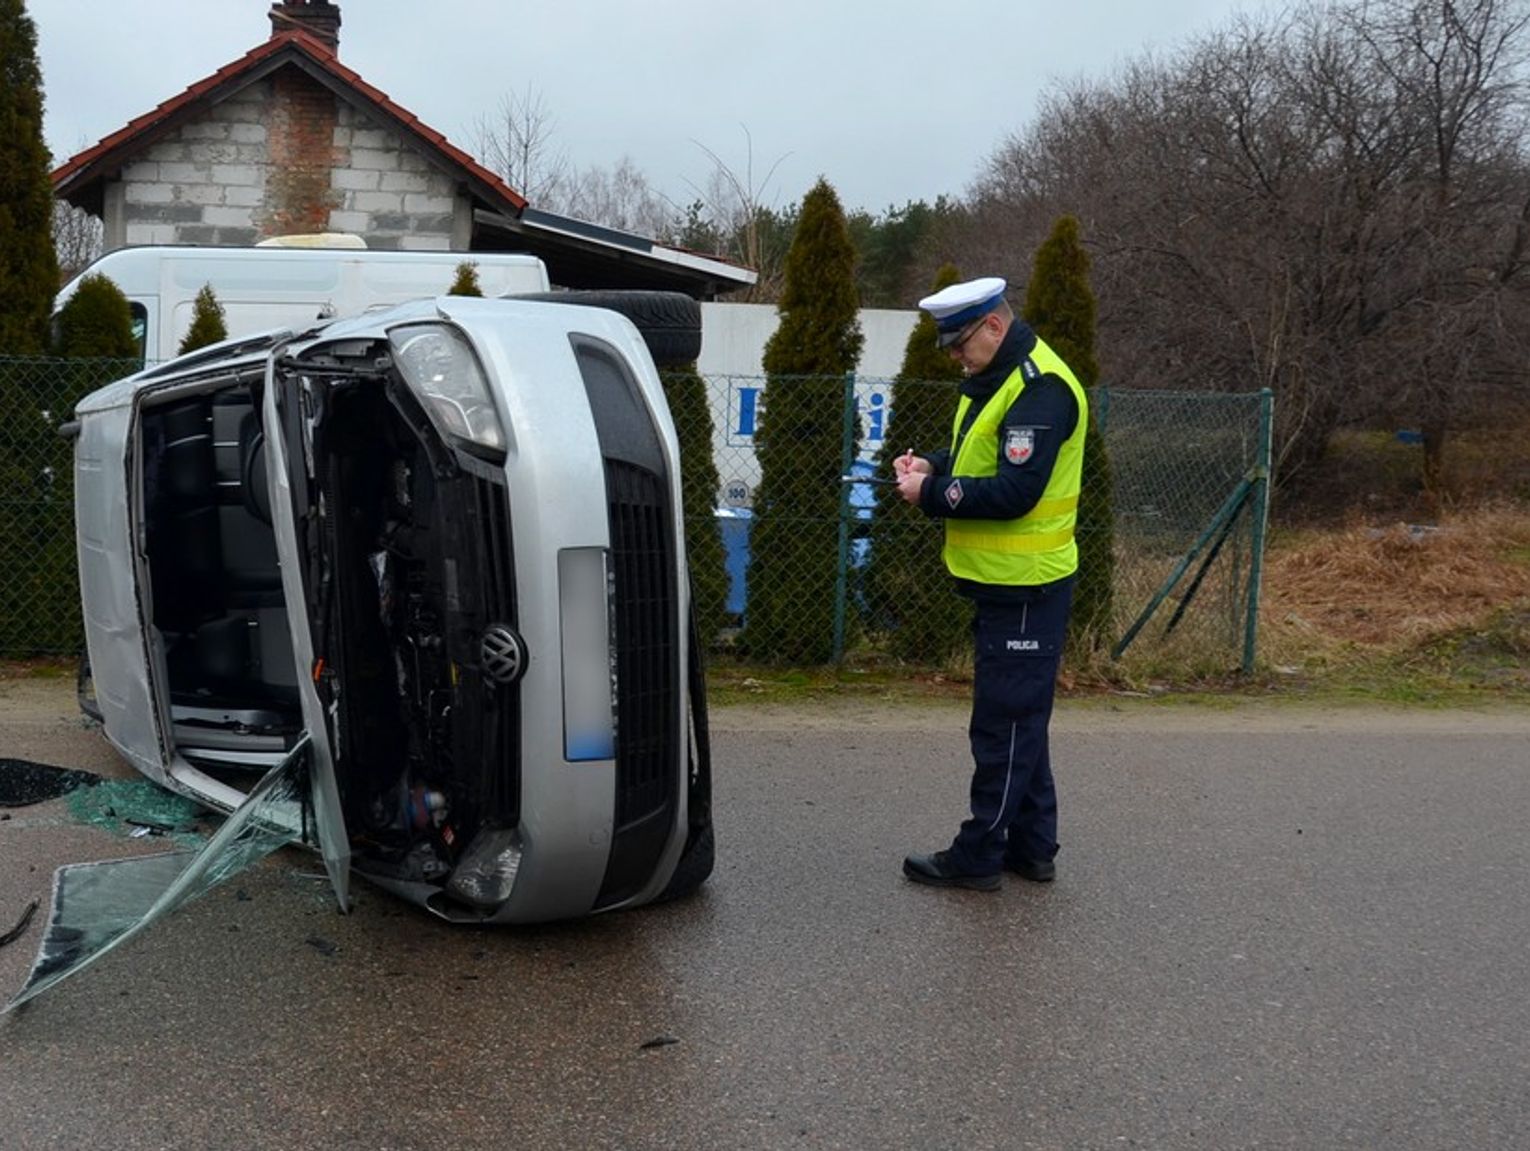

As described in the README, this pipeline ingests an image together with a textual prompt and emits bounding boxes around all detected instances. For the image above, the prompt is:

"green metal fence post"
[1242,388,1275,674]
[832,372,857,662]
[1111,476,1254,660]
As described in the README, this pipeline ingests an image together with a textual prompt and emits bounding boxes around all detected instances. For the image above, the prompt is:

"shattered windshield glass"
[5,739,311,1013]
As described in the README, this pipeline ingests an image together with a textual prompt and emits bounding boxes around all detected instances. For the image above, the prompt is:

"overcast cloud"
[32,0,1261,215]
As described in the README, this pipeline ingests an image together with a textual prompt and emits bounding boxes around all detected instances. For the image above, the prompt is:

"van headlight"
[389,323,505,455]
[446,827,523,908]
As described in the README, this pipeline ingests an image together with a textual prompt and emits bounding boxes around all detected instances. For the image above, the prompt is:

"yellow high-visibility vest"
[943,334,1089,585]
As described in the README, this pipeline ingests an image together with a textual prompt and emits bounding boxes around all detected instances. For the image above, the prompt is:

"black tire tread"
[656,820,715,903]
[519,290,702,366]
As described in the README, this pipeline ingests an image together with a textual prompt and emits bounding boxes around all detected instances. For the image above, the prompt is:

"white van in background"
[54,241,551,363]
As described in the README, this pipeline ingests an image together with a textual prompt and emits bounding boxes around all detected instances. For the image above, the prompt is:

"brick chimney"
[269,1,342,53]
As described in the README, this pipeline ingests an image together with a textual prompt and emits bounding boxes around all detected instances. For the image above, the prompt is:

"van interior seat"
[212,398,283,599]
[239,410,273,527]
[151,394,298,708]
[149,398,222,633]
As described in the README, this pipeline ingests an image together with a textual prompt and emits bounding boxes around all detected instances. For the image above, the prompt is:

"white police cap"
[918,277,1008,347]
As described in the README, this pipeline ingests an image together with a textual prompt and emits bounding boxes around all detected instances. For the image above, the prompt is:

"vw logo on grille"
[480,624,526,685]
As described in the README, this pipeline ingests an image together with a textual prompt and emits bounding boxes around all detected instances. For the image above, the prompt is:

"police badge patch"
[1004,427,1036,465]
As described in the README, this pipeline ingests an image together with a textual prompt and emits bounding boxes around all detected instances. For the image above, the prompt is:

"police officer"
[895,276,1088,891]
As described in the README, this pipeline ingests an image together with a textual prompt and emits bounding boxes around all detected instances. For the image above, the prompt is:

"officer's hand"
[894,450,931,479]
[895,470,926,505]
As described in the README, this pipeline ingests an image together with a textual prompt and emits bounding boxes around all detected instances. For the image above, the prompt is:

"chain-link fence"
[0,357,1272,677]
[0,356,140,659]
[690,374,1273,675]
[1094,388,1273,674]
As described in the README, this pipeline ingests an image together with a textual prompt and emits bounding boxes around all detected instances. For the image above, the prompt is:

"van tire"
[520,290,702,366]
[657,821,714,902]
[655,604,715,904]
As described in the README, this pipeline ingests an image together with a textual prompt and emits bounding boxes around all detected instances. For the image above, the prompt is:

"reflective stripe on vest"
[943,335,1089,585]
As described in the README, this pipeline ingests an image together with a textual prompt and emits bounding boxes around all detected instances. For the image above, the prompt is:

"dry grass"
[1262,504,1530,657]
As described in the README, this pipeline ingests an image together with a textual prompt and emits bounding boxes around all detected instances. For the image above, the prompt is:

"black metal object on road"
[0,900,39,949]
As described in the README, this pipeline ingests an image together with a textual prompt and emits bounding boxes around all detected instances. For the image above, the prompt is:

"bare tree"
[471,89,679,242]
[964,0,1530,492]
[559,155,677,239]
[686,127,793,301]
[471,84,569,204]
[53,201,102,282]
[1348,0,1530,488]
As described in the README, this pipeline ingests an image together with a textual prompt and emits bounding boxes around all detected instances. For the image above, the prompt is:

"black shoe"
[903,851,1001,891]
[1004,856,1056,883]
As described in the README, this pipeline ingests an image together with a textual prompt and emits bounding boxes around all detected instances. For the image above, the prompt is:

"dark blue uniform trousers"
[947,576,1075,875]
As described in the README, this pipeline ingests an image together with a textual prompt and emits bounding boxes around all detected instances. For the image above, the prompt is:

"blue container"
[716,508,752,617]
[713,460,876,621]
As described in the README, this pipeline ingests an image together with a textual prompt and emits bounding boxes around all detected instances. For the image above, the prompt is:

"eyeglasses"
[947,316,989,355]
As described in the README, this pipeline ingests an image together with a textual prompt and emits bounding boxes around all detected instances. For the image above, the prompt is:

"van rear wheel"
[520,290,702,366]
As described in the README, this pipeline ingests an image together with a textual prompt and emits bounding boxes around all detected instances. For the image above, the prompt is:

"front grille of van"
[569,335,682,909]
[594,458,681,907]
[606,460,679,824]
[460,474,520,827]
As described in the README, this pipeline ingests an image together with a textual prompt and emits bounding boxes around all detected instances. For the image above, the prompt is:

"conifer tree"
[8,273,138,656]
[741,178,863,662]
[178,283,228,354]
[0,0,58,354]
[0,0,63,648]
[659,365,730,647]
[1022,215,1116,654]
[53,273,138,359]
[1,269,137,652]
[863,263,968,661]
[448,261,484,296]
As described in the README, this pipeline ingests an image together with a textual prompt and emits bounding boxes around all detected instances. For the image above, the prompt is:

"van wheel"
[520,290,702,366]
[657,820,714,902]
[655,601,716,904]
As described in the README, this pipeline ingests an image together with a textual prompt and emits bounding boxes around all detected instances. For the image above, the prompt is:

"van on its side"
[54,244,551,363]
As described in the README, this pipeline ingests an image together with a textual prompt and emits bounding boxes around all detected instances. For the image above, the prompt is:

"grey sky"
[32,0,1260,216]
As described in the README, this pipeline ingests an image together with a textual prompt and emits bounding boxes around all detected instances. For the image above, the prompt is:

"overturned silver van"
[64,291,713,941]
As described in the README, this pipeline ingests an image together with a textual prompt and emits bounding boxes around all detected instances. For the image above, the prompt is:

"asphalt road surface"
[2,679,1528,1150]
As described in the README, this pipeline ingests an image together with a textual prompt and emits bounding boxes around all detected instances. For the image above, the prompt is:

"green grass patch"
[0,658,75,679]
[704,611,1530,709]
[706,654,972,706]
